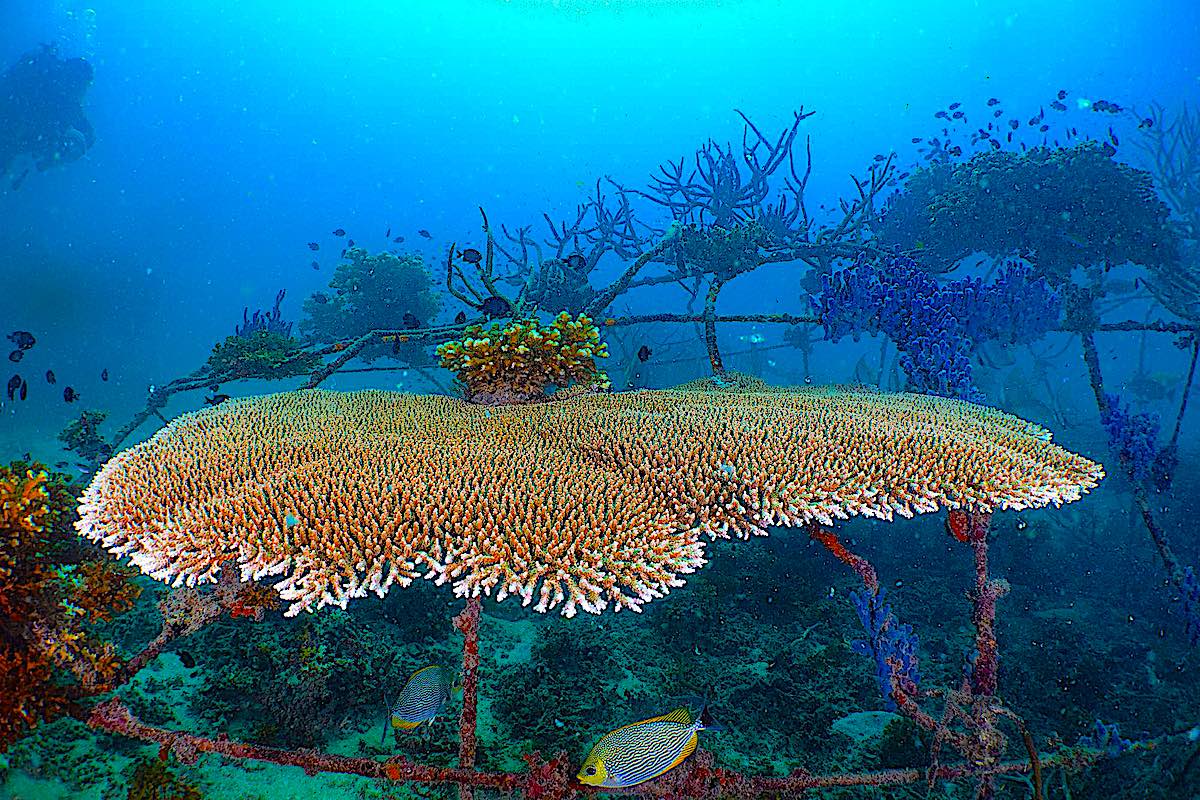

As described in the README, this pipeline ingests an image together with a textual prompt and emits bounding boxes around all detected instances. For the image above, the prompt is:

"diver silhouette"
[0,44,96,186]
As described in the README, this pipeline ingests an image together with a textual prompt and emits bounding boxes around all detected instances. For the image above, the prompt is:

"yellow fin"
[675,732,699,766]
[392,717,421,731]
[656,732,699,778]
[640,707,692,726]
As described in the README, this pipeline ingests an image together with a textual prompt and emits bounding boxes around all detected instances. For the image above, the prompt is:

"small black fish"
[307,242,320,251]
[178,651,196,669]
[55,461,68,468]
[393,235,405,243]
[45,370,56,384]
[204,393,231,406]
[872,154,885,162]
[948,146,963,157]
[311,260,320,270]
[480,295,512,319]
[949,101,962,110]
[8,350,22,363]
[565,253,587,271]
[7,331,35,350]
[1008,119,1020,131]
[934,110,948,120]
[987,97,1000,106]
[418,229,432,239]
[1050,100,1067,112]
[990,139,1001,151]
[637,345,651,363]
[348,239,355,248]
[897,171,909,180]
[993,109,1003,118]
[910,137,922,144]
[1057,89,1068,100]
[1138,117,1154,130]
[386,227,392,238]
[340,248,347,258]
[19,380,27,401]
[402,312,420,329]
[1109,127,1120,147]
[1039,124,1050,132]
[9,375,23,400]
[454,310,468,325]
[951,110,964,119]
[63,386,79,403]
[312,292,329,304]
[101,368,109,382]
[333,228,346,237]
[459,248,482,264]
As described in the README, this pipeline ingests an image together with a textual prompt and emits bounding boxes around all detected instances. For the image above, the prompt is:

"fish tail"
[696,703,723,733]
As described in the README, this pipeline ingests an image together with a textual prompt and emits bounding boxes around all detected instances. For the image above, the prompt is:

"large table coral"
[76,382,1102,618]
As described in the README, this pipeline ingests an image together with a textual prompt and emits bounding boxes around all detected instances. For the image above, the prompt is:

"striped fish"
[576,706,718,788]
[381,665,455,742]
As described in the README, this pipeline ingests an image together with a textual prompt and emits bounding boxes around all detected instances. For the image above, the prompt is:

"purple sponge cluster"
[850,588,920,711]
[1100,393,1161,483]
[813,256,1060,400]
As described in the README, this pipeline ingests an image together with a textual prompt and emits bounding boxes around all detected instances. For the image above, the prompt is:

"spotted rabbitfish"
[382,665,456,742]
[577,705,720,788]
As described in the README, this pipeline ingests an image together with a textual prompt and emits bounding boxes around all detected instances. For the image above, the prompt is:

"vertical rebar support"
[704,277,726,375]
[453,597,483,800]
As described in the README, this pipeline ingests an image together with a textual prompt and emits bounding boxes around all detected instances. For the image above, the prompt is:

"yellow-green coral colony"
[436,312,609,402]
[75,383,1102,619]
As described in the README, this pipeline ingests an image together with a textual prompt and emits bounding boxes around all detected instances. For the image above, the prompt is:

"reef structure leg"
[703,277,726,375]
[809,517,1026,799]
[1080,328,1194,618]
[453,597,482,800]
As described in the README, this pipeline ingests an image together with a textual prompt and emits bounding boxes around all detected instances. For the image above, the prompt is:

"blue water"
[2,1,1200,798]
[3,0,1197,461]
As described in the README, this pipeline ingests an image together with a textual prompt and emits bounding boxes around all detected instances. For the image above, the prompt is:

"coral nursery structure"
[10,87,1200,800]
[65,371,1109,798]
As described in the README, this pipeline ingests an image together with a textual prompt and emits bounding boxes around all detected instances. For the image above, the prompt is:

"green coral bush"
[878,142,1179,283]
[58,410,111,464]
[205,331,321,381]
[677,219,775,279]
[300,248,441,362]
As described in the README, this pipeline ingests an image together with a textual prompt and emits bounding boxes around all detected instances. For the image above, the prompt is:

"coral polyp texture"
[436,312,610,403]
[75,383,1103,618]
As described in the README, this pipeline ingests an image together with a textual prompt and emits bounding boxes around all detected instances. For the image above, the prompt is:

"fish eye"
[585,766,597,776]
